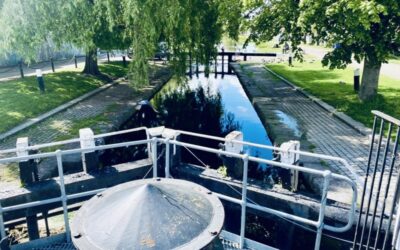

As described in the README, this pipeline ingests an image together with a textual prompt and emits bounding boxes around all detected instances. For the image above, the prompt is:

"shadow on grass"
[268,64,400,128]
[99,61,128,79]
[0,72,104,133]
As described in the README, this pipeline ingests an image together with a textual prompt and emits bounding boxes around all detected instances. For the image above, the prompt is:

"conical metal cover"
[71,178,224,250]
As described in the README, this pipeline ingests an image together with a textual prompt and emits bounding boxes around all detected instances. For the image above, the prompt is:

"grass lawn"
[99,61,129,78]
[0,61,128,134]
[266,61,400,128]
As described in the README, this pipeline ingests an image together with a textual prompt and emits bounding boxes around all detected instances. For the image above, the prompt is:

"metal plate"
[71,178,225,250]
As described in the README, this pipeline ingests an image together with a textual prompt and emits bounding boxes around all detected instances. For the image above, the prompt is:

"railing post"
[314,170,331,250]
[74,56,78,68]
[240,154,249,249]
[189,52,193,78]
[152,138,158,178]
[56,150,71,242]
[196,57,199,78]
[214,55,217,78]
[165,138,170,178]
[0,204,6,242]
[221,49,225,74]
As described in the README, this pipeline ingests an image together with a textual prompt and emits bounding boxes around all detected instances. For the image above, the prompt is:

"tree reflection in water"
[152,84,241,168]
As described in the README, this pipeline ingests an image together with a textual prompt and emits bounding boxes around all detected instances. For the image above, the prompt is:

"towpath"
[0,65,172,186]
[232,63,398,205]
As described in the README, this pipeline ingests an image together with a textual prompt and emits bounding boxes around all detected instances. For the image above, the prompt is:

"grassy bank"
[266,61,400,128]
[0,61,127,134]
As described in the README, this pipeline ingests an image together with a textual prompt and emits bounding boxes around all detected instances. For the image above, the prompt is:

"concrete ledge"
[0,80,122,141]
[0,158,152,221]
[175,164,353,227]
[264,66,372,136]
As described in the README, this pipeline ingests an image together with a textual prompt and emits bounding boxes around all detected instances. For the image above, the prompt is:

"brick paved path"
[0,66,171,149]
[0,66,171,187]
[233,63,399,207]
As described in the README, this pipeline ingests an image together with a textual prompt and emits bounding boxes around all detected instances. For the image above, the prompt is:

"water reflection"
[151,73,273,170]
[152,82,241,168]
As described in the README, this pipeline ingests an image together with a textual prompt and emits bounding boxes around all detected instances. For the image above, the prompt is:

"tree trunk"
[82,48,100,76]
[359,59,382,101]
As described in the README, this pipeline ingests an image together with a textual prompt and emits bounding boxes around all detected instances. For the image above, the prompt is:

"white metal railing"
[0,127,358,250]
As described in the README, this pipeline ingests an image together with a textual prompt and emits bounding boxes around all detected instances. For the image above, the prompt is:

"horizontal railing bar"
[0,127,358,242]
[217,52,277,57]
[92,127,148,139]
[175,130,353,167]
[66,188,106,200]
[372,110,400,126]
[247,202,319,227]
[2,197,62,212]
[216,193,318,227]
[170,139,344,177]
[170,138,357,233]
[0,139,151,164]
[0,127,148,155]
[2,188,105,213]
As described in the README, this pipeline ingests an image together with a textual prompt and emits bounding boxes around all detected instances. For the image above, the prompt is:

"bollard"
[354,68,360,92]
[36,69,45,93]
[107,52,110,63]
[79,128,98,173]
[222,131,244,179]
[19,61,24,78]
[244,55,247,61]
[16,137,38,185]
[122,56,127,67]
[74,55,78,68]
[288,54,293,67]
[280,140,300,191]
[50,58,55,72]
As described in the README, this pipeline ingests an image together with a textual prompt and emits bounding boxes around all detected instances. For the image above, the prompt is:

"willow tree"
[0,0,130,76]
[245,0,400,101]
[1,0,241,80]
[101,0,242,85]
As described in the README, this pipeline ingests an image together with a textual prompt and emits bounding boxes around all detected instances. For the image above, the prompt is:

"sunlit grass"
[266,60,400,128]
[0,61,128,134]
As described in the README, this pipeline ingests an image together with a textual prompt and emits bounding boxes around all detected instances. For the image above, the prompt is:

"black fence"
[353,111,400,249]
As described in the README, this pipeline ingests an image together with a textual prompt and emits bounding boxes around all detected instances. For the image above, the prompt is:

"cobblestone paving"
[236,64,370,178]
[0,66,171,149]
[233,63,399,208]
[0,66,171,187]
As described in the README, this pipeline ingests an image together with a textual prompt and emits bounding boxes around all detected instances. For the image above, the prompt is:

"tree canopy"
[0,0,242,82]
[245,0,400,100]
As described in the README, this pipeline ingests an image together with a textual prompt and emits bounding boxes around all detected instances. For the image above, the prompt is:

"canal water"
[151,72,273,161]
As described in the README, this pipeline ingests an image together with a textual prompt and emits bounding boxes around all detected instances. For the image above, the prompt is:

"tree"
[101,0,242,84]
[245,0,400,101]
[0,0,242,81]
[0,0,130,76]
